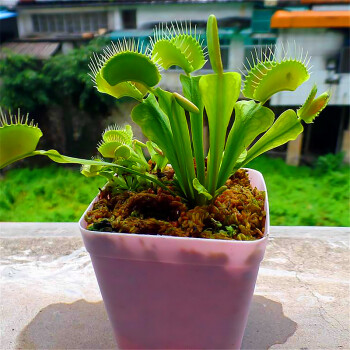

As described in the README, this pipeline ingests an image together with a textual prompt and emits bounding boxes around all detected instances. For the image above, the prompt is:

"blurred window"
[33,14,40,32]
[32,12,108,33]
[57,15,64,32]
[338,47,350,73]
[82,13,90,32]
[66,14,74,33]
[98,12,108,29]
[121,9,136,29]
[41,15,48,32]
[47,14,56,32]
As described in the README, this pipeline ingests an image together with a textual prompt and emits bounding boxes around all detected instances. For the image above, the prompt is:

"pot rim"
[79,167,269,245]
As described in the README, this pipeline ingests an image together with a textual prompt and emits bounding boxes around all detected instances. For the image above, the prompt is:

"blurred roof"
[110,29,153,40]
[16,0,251,7]
[271,10,350,28]
[301,0,349,3]
[0,41,60,59]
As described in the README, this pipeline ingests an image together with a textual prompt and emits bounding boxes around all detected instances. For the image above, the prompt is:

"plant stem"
[171,98,197,204]
[32,150,179,197]
[180,74,206,186]
[206,75,224,197]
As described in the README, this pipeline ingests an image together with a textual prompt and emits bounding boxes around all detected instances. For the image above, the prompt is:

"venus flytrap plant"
[0,14,330,216]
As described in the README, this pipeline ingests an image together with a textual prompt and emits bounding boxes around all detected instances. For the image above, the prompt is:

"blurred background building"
[1,0,349,164]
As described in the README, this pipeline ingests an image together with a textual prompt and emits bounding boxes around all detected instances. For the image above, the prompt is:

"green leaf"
[131,94,184,189]
[131,94,174,160]
[199,72,241,195]
[34,149,111,165]
[243,60,310,104]
[102,51,161,88]
[237,149,247,163]
[98,141,123,158]
[241,109,303,167]
[32,149,177,196]
[95,72,145,101]
[154,88,195,200]
[155,86,173,116]
[0,122,43,169]
[81,159,105,177]
[155,88,196,202]
[146,141,157,158]
[170,97,197,202]
[297,84,318,118]
[133,140,148,166]
[193,178,212,200]
[242,61,275,100]
[98,171,114,180]
[146,141,168,170]
[151,40,193,73]
[170,34,206,72]
[133,139,147,148]
[214,185,227,198]
[102,124,133,144]
[180,74,205,185]
[217,101,275,187]
[297,86,330,124]
[151,28,206,74]
[114,144,131,159]
[206,15,223,74]
[173,92,199,114]
[153,154,168,170]
[113,176,128,188]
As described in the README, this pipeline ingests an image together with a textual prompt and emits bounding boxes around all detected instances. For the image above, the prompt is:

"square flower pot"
[79,168,269,349]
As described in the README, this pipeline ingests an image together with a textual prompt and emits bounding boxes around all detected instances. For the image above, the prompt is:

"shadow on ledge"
[17,296,297,349]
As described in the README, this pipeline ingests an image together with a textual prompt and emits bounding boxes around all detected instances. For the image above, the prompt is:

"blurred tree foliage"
[0,54,50,110]
[42,38,114,114]
[0,38,117,157]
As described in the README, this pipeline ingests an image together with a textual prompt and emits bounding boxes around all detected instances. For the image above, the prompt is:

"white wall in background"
[17,6,117,37]
[228,38,245,72]
[17,13,33,38]
[136,3,253,28]
[0,0,18,9]
[109,9,121,31]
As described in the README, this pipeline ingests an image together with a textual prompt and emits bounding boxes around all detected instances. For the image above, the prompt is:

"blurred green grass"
[248,156,350,226]
[1,156,349,226]
[0,166,106,222]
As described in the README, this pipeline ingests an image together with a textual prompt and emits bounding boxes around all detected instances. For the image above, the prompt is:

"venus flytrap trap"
[242,43,311,104]
[0,110,42,169]
[0,15,330,240]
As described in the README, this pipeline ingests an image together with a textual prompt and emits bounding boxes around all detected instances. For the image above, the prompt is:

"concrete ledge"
[0,223,349,349]
[1,222,349,239]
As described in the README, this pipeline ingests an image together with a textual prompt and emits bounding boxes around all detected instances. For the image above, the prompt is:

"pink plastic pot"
[79,168,269,349]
